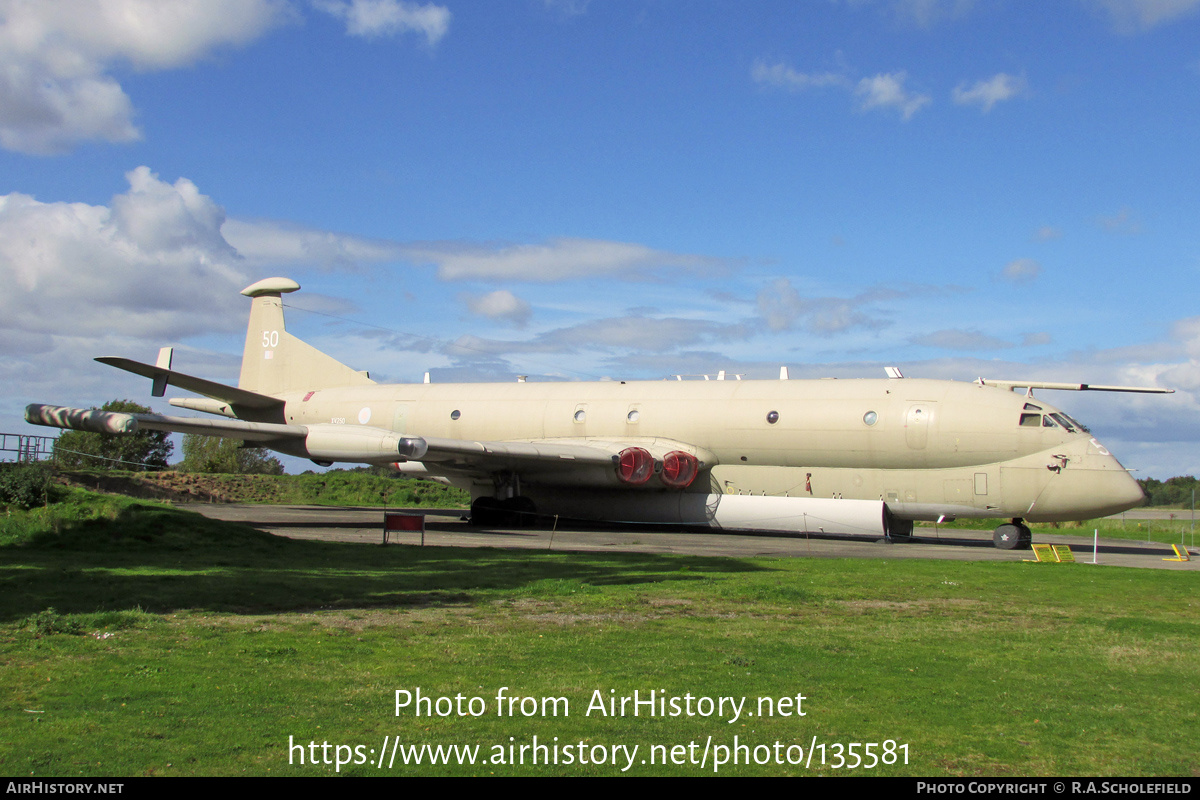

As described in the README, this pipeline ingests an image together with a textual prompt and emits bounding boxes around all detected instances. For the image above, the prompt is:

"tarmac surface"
[188,504,1200,571]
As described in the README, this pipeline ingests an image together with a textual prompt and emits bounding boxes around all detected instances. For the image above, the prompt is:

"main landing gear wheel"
[507,496,537,528]
[993,521,1032,550]
[470,497,539,528]
[471,497,502,527]
[887,517,915,543]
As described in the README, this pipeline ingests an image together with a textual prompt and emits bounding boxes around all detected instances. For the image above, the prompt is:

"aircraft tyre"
[993,523,1029,550]
[888,517,915,543]
[471,497,503,527]
[505,496,538,528]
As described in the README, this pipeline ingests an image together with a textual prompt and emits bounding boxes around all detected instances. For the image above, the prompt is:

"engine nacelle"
[302,424,407,463]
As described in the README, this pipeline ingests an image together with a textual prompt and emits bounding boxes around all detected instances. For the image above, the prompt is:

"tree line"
[1136,476,1200,509]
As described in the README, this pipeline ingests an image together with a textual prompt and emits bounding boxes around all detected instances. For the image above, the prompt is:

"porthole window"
[574,409,586,423]
[766,410,779,424]
[450,409,461,420]
[863,411,878,426]
[627,410,640,423]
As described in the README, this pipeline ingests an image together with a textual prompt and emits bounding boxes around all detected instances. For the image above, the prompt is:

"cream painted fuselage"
[272,376,1142,525]
[28,278,1147,544]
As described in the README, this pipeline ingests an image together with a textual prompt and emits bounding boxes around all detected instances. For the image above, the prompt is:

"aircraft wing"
[402,436,711,471]
[975,378,1174,393]
[26,404,713,480]
[26,404,304,441]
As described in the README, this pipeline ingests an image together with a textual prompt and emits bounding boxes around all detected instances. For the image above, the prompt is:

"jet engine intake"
[616,447,654,484]
[660,450,699,488]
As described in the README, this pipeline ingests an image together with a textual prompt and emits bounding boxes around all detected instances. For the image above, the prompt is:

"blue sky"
[2,0,1199,478]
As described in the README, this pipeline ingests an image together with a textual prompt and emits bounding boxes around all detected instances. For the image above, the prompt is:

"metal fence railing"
[0,432,56,463]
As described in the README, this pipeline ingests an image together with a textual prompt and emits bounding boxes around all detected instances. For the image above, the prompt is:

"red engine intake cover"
[660,450,699,489]
[616,447,654,484]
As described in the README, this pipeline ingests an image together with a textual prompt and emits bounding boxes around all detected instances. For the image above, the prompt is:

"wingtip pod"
[240,277,300,298]
[25,404,139,435]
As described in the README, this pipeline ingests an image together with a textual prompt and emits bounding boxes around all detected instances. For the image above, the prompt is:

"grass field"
[924,515,1200,548]
[2,491,1198,777]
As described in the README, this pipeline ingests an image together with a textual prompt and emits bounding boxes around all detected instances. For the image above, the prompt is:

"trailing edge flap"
[129,413,305,441]
[404,437,717,473]
[96,357,283,409]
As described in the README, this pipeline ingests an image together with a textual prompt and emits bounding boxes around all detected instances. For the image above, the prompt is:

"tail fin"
[238,277,376,395]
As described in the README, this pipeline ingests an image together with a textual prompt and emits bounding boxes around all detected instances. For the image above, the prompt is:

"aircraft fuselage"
[268,376,1142,524]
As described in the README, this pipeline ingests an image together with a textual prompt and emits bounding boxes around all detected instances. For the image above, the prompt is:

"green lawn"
[2,492,1197,776]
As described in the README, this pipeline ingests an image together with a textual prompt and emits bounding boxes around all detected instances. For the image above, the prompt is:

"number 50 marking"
[262,330,280,348]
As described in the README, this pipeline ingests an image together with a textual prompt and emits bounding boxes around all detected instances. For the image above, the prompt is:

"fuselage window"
[863,411,878,426]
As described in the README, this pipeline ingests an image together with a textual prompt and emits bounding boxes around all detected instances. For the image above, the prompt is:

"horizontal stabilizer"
[976,378,1174,394]
[96,357,283,409]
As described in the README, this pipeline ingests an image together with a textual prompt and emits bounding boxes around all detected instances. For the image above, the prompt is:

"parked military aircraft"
[27,277,1171,549]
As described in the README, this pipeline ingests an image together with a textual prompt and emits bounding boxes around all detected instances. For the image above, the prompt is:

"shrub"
[0,464,59,509]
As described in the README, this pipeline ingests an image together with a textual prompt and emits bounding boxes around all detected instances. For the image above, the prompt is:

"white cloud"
[313,0,450,44]
[443,315,750,360]
[463,290,532,327]
[757,278,877,334]
[755,278,962,334]
[1000,258,1042,283]
[405,238,733,282]
[1034,225,1062,241]
[0,166,247,340]
[855,72,931,120]
[889,0,977,27]
[751,60,850,91]
[1021,332,1053,346]
[0,0,289,154]
[1086,0,1200,32]
[1098,206,1143,234]
[952,73,1026,112]
[542,0,591,16]
[222,219,405,270]
[912,329,1013,350]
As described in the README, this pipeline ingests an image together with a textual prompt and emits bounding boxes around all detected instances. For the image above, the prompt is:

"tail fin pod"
[239,277,376,395]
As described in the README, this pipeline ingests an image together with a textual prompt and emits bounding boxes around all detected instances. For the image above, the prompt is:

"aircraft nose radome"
[1108,469,1145,513]
[1068,465,1144,519]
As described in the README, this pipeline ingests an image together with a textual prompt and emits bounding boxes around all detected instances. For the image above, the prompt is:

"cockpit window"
[1050,413,1078,433]
[1061,413,1091,433]
[1023,403,1042,411]
[1019,413,1042,427]
[1042,415,1060,429]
